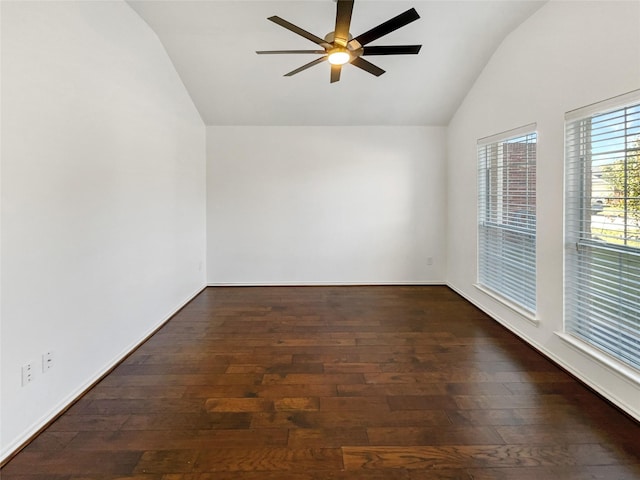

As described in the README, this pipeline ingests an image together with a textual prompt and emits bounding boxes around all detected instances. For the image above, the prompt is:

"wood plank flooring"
[2,285,639,479]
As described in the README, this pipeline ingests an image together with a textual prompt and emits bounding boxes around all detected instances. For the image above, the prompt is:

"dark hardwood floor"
[2,286,639,479]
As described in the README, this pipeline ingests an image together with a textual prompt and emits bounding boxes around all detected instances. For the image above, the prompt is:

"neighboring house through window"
[477,125,537,315]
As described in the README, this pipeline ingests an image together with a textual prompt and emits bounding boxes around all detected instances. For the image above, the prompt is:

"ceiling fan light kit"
[256,0,422,83]
[327,48,351,65]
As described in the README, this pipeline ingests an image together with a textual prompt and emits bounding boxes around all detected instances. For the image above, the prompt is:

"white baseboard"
[207,281,446,286]
[0,283,207,465]
[447,283,640,422]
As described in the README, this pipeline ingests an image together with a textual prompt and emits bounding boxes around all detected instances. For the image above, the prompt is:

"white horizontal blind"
[565,91,640,371]
[478,127,537,313]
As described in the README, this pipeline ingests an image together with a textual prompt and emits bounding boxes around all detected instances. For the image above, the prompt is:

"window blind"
[565,90,640,371]
[478,126,537,313]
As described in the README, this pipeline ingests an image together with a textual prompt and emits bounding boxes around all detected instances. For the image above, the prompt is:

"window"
[477,125,537,314]
[565,90,640,371]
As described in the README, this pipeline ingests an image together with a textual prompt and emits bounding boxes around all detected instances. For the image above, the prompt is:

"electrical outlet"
[42,351,54,372]
[427,257,433,265]
[21,362,34,386]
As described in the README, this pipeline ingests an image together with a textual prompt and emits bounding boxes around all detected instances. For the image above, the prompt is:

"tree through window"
[565,91,640,371]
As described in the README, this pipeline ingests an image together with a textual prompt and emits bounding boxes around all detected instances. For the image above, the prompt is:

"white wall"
[207,126,446,285]
[0,1,206,461]
[447,0,640,419]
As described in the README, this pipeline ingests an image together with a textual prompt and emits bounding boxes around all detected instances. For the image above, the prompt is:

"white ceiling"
[127,0,546,126]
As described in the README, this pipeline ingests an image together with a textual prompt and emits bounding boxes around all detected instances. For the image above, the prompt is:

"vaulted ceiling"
[127,1,546,126]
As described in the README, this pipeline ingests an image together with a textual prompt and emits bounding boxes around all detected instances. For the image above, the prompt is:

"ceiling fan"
[256,0,422,83]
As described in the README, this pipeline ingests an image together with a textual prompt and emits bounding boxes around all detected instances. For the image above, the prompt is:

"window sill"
[473,284,539,326]
[555,332,640,386]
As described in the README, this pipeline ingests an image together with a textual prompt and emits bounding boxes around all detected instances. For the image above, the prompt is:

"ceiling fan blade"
[363,45,422,56]
[350,8,420,47]
[268,16,332,49]
[350,57,385,77]
[334,0,354,47]
[330,64,342,83]
[284,56,328,77]
[257,50,326,55]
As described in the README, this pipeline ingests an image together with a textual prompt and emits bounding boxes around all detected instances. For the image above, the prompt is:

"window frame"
[564,89,640,374]
[476,124,538,319]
